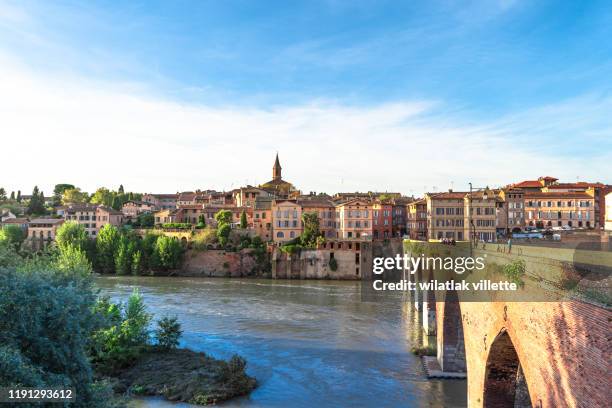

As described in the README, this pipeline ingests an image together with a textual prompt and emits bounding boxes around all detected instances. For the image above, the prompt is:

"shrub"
[155,317,182,350]
[161,223,192,230]
[192,228,218,250]
[329,257,338,271]
[0,225,25,249]
[0,267,99,405]
[217,224,231,247]
[91,289,152,370]
[503,259,526,287]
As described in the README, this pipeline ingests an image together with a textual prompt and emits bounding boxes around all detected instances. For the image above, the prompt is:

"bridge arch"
[438,290,466,372]
[483,329,532,408]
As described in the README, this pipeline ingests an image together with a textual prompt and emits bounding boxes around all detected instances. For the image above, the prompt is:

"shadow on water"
[96,276,466,408]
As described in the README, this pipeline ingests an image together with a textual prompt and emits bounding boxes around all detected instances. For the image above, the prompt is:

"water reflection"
[96,276,466,408]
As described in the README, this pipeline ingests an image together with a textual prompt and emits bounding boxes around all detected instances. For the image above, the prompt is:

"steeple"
[273,153,282,181]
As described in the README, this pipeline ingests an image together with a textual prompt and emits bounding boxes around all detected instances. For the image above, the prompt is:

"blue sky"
[0,0,610,194]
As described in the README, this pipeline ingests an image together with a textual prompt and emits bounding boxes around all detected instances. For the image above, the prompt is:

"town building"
[524,191,595,229]
[121,200,154,218]
[499,188,525,233]
[61,204,123,237]
[391,197,411,238]
[233,186,274,208]
[153,208,178,225]
[1,217,29,232]
[297,197,337,239]
[425,191,467,241]
[142,193,178,210]
[271,199,302,243]
[605,191,612,231]
[335,198,373,239]
[27,218,64,241]
[407,199,427,240]
[253,196,273,241]
[465,190,497,242]
[372,200,393,240]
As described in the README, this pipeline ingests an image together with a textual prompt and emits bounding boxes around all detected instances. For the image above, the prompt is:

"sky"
[0,0,611,197]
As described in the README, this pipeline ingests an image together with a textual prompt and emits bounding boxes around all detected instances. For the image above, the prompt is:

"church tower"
[273,153,282,181]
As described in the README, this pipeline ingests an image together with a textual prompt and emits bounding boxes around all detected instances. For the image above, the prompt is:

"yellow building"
[272,200,302,243]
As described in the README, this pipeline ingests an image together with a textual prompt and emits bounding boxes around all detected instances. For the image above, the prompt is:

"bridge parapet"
[403,240,611,407]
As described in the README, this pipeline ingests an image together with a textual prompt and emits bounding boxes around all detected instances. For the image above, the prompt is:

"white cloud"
[0,54,610,198]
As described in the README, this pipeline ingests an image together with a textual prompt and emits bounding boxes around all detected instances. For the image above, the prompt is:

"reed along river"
[96,276,466,408]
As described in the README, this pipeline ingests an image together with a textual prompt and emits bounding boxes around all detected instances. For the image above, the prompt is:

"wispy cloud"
[1,53,609,197]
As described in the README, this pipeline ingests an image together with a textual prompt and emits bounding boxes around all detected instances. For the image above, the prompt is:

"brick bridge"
[404,241,610,407]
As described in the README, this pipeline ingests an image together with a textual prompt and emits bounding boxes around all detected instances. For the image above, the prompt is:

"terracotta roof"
[427,192,469,199]
[546,182,605,189]
[524,191,592,199]
[297,198,335,208]
[513,180,543,188]
[2,218,29,224]
[178,192,196,201]
[97,206,123,215]
[29,218,64,225]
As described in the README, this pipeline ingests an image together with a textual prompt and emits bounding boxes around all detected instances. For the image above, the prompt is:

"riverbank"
[102,347,256,405]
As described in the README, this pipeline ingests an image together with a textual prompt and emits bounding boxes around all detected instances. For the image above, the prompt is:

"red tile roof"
[513,180,543,188]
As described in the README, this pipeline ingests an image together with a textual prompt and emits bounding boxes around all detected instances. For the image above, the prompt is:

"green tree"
[214,209,233,225]
[0,225,25,249]
[53,183,75,205]
[56,221,89,252]
[9,191,15,200]
[217,223,231,247]
[62,188,88,205]
[155,317,182,349]
[26,186,45,215]
[154,236,183,270]
[240,210,247,229]
[137,212,154,228]
[90,187,113,206]
[118,185,125,194]
[131,251,142,275]
[95,224,121,273]
[0,263,104,405]
[196,214,206,229]
[16,190,21,202]
[55,244,92,277]
[110,195,120,211]
[114,236,135,275]
[300,212,320,247]
[0,188,6,201]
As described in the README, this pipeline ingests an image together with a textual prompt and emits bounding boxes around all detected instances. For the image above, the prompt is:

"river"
[96,276,466,408]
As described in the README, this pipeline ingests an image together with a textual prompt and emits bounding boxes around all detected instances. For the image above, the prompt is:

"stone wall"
[179,249,259,277]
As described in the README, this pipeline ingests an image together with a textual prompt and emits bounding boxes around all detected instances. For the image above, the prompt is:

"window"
[277,232,284,238]
[290,231,295,238]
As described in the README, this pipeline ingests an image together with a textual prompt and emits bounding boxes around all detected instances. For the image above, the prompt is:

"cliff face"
[179,249,260,277]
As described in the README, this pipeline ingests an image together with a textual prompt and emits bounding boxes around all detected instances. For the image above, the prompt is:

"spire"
[273,152,282,181]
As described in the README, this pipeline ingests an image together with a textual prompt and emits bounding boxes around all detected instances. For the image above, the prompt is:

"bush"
[329,257,338,271]
[0,225,25,249]
[0,267,99,406]
[192,228,218,250]
[153,236,183,270]
[161,223,192,230]
[91,289,152,371]
[155,317,182,350]
[217,223,231,247]
[503,259,526,287]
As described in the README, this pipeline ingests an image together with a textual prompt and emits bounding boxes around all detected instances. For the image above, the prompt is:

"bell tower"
[273,153,282,181]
